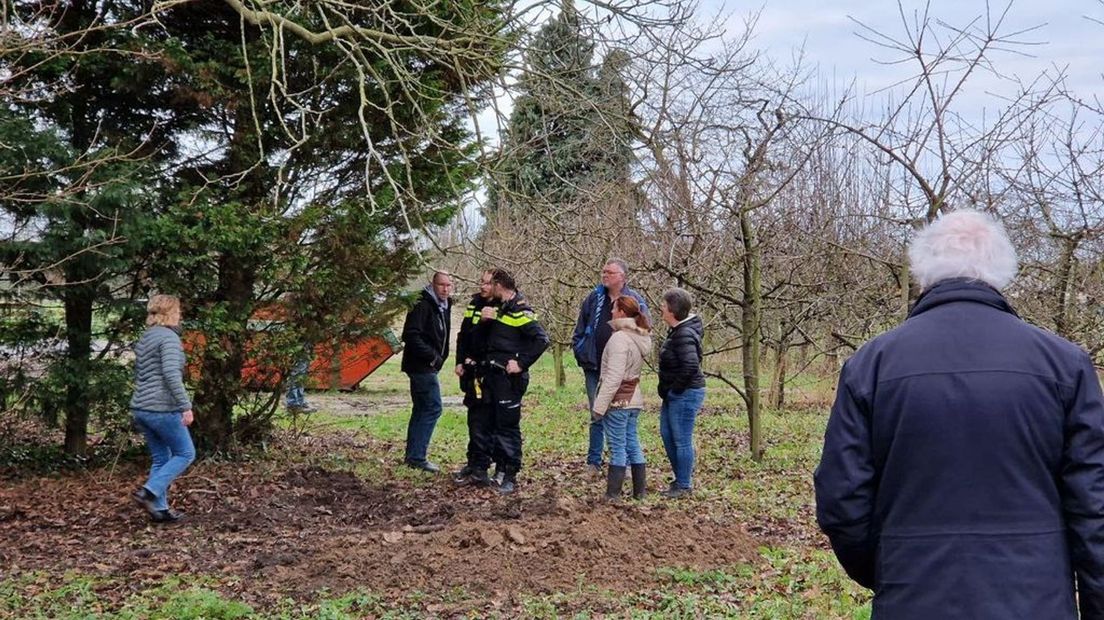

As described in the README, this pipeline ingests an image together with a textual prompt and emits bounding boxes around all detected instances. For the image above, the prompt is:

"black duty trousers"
[482,371,529,475]
[462,374,496,470]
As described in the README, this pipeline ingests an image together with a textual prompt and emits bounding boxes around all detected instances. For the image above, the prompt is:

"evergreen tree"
[491,0,635,213]
[1,0,510,454]
[0,0,205,455]
[140,0,509,451]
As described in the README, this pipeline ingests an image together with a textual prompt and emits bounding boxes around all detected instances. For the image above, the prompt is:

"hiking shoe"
[659,485,692,499]
[495,479,516,495]
[404,460,440,473]
[151,508,184,523]
[460,469,491,486]
[131,487,157,515]
[452,465,474,482]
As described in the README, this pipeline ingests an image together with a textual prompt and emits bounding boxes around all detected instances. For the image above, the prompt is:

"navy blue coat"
[572,284,650,371]
[814,279,1104,619]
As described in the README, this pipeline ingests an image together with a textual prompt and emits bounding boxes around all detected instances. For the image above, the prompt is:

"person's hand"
[506,359,522,374]
[455,364,464,377]
[182,409,194,426]
[480,307,496,321]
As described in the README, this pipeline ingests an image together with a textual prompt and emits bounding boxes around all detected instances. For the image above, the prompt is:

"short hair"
[146,294,181,327]
[908,209,1018,291]
[662,288,693,321]
[431,271,452,284]
[489,268,516,291]
[604,258,629,276]
[615,295,651,331]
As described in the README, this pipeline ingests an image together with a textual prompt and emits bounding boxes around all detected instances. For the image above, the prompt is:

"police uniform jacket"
[484,292,549,372]
[455,293,498,366]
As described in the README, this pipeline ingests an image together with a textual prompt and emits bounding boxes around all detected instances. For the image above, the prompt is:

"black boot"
[605,466,627,501]
[496,471,518,495]
[630,464,646,500]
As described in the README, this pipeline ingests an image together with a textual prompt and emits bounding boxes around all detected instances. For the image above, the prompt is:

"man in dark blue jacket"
[572,258,651,475]
[400,271,453,473]
[815,210,1104,619]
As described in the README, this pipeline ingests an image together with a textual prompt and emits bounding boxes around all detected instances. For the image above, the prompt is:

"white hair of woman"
[908,209,1019,292]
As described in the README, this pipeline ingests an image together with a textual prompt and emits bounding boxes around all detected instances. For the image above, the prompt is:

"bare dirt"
[0,428,769,615]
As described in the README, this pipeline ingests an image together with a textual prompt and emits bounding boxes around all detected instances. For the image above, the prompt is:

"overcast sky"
[718,0,1104,101]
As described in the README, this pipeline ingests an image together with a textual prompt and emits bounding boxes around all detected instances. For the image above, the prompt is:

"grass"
[2,351,871,618]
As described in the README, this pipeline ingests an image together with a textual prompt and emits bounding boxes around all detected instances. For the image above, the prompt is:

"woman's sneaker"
[131,487,157,515]
[151,508,184,523]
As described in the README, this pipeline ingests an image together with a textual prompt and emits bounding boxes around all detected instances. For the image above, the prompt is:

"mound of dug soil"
[0,461,761,611]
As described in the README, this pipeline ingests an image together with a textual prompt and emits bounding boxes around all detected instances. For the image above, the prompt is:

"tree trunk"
[552,342,566,388]
[899,260,911,322]
[192,88,265,453]
[62,273,94,457]
[739,211,763,461]
[193,255,254,453]
[1053,237,1078,338]
[770,341,788,411]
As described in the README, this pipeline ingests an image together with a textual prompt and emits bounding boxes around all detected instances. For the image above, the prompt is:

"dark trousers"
[462,375,496,470]
[404,372,442,464]
[483,371,528,475]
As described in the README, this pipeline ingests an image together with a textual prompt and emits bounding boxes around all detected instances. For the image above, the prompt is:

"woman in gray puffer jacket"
[129,295,195,523]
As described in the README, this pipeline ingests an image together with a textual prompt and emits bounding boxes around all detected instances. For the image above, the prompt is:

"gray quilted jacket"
[129,326,192,412]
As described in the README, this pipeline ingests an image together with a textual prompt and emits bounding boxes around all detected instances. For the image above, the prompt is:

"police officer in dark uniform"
[481,268,549,494]
[452,269,499,485]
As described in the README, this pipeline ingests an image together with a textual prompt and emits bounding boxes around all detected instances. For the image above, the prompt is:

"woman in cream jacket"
[591,295,653,500]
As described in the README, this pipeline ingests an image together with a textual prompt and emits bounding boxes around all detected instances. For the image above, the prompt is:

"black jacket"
[484,292,549,372]
[400,288,452,374]
[657,314,706,399]
[815,279,1104,619]
[455,293,498,366]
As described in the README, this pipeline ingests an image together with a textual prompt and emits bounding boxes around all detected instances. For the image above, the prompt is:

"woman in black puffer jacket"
[656,287,706,498]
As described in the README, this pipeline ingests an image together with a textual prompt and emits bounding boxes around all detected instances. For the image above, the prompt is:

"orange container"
[183,312,402,392]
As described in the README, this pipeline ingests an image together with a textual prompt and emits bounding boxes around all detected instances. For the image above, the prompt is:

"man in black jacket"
[400,271,453,473]
[452,269,500,485]
[657,287,706,498]
[480,268,549,494]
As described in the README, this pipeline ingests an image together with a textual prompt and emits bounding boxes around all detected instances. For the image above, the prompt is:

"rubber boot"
[605,465,627,501]
[630,463,646,500]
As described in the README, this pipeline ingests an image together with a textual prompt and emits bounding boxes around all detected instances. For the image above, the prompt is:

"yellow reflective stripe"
[498,314,535,327]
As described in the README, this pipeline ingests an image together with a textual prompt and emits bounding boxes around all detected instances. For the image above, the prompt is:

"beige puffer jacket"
[592,318,653,417]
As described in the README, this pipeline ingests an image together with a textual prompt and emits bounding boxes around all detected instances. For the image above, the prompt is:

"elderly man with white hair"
[815,210,1104,619]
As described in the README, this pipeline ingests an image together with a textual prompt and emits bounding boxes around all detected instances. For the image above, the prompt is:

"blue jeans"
[405,372,442,464]
[659,387,706,489]
[603,407,644,468]
[132,410,196,511]
[584,368,604,466]
[285,356,310,407]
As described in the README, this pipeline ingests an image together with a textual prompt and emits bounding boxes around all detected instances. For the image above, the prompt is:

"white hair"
[908,209,1018,291]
